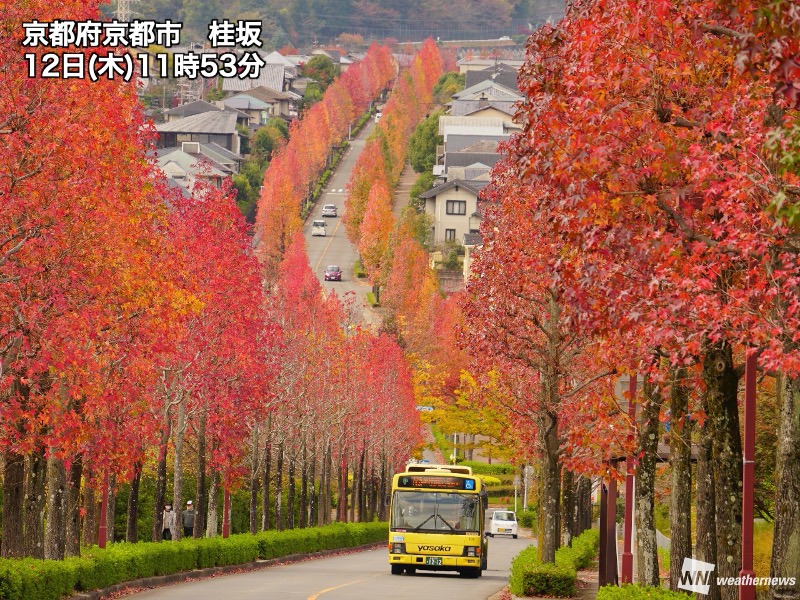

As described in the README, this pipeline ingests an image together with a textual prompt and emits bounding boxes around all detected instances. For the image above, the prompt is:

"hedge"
[457,461,515,475]
[598,584,696,600]
[0,522,388,600]
[509,528,599,597]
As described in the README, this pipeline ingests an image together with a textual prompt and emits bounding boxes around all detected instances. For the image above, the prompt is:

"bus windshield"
[391,491,480,533]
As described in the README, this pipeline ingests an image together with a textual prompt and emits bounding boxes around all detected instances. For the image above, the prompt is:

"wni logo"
[678,558,715,594]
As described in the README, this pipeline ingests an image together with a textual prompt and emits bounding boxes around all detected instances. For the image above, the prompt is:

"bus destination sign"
[397,475,476,491]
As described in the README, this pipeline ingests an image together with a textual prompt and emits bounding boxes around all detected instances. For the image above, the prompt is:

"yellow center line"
[313,210,344,273]
[306,573,381,600]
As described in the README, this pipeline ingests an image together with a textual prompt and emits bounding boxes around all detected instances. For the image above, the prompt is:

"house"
[153,143,232,191]
[463,232,483,281]
[222,63,285,94]
[464,63,520,92]
[457,58,524,75]
[220,94,273,126]
[449,80,523,118]
[239,85,300,119]
[156,111,242,155]
[419,178,487,245]
[165,100,222,122]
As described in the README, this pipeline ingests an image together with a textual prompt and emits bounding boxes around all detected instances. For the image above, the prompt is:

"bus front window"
[391,491,480,532]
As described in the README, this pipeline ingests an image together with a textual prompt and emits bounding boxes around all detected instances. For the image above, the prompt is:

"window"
[445,229,456,241]
[446,200,466,215]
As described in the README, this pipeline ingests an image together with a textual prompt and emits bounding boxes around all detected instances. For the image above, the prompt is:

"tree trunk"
[152,420,171,542]
[106,474,116,544]
[194,408,207,538]
[275,442,284,531]
[81,484,97,548]
[2,451,26,558]
[379,455,389,522]
[703,339,741,600]
[249,425,259,535]
[309,451,316,527]
[126,463,142,543]
[206,470,219,537]
[44,455,67,560]
[262,440,271,531]
[172,399,186,540]
[635,381,660,586]
[356,448,366,522]
[338,450,348,523]
[24,449,47,558]
[288,448,296,529]
[300,439,308,528]
[561,469,575,547]
[575,475,592,536]
[770,374,800,600]
[696,405,721,600]
[65,456,83,556]
[669,366,693,592]
[538,409,561,563]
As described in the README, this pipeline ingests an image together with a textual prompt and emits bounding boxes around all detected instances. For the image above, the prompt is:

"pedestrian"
[162,504,174,541]
[183,500,195,538]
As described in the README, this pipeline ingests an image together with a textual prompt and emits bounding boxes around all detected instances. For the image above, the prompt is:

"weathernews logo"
[678,558,796,595]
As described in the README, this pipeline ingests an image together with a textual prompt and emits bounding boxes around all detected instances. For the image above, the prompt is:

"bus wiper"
[412,513,456,533]
[412,514,436,532]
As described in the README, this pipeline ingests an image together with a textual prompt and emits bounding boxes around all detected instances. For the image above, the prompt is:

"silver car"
[321,204,337,217]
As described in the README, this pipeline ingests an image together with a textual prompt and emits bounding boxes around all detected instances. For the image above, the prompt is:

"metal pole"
[622,374,636,583]
[606,474,619,586]
[739,352,757,600]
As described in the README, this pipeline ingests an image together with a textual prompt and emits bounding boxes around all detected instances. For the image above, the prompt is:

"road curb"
[66,541,386,599]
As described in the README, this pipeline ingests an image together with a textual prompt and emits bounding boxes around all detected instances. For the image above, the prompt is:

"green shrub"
[508,528,599,598]
[353,259,366,278]
[522,562,577,597]
[517,509,537,528]
[366,291,379,307]
[458,461,515,475]
[0,522,388,600]
[598,583,695,600]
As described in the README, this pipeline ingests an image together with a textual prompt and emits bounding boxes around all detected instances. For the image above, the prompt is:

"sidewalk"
[392,160,417,218]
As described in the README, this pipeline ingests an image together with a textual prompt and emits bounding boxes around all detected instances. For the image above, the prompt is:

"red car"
[324,265,342,281]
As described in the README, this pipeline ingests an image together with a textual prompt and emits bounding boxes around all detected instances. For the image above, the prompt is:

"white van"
[311,219,326,237]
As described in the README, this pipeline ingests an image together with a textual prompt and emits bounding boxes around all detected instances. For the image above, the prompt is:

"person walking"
[162,504,175,541]
[183,500,195,539]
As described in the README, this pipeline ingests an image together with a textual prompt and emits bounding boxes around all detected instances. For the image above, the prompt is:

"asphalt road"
[303,120,379,327]
[126,532,530,599]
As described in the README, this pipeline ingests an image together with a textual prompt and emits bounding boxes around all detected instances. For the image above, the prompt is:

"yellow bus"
[388,463,488,578]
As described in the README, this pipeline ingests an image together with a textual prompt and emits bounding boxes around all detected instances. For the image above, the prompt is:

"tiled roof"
[419,178,485,199]
[223,94,271,111]
[156,111,237,134]
[165,100,221,117]
[222,63,284,93]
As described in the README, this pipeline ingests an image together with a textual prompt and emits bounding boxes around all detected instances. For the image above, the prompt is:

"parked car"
[324,265,342,281]
[311,220,326,237]
[487,510,518,538]
[321,204,337,217]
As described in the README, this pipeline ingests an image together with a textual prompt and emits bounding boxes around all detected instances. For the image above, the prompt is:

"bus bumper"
[388,553,482,570]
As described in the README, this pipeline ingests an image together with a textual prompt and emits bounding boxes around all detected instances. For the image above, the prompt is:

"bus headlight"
[391,543,406,554]
[465,546,480,557]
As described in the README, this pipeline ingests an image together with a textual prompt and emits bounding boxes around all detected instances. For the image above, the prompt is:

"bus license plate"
[425,557,442,566]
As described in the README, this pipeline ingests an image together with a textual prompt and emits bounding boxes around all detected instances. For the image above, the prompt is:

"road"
[127,532,530,599]
[303,120,379,328]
